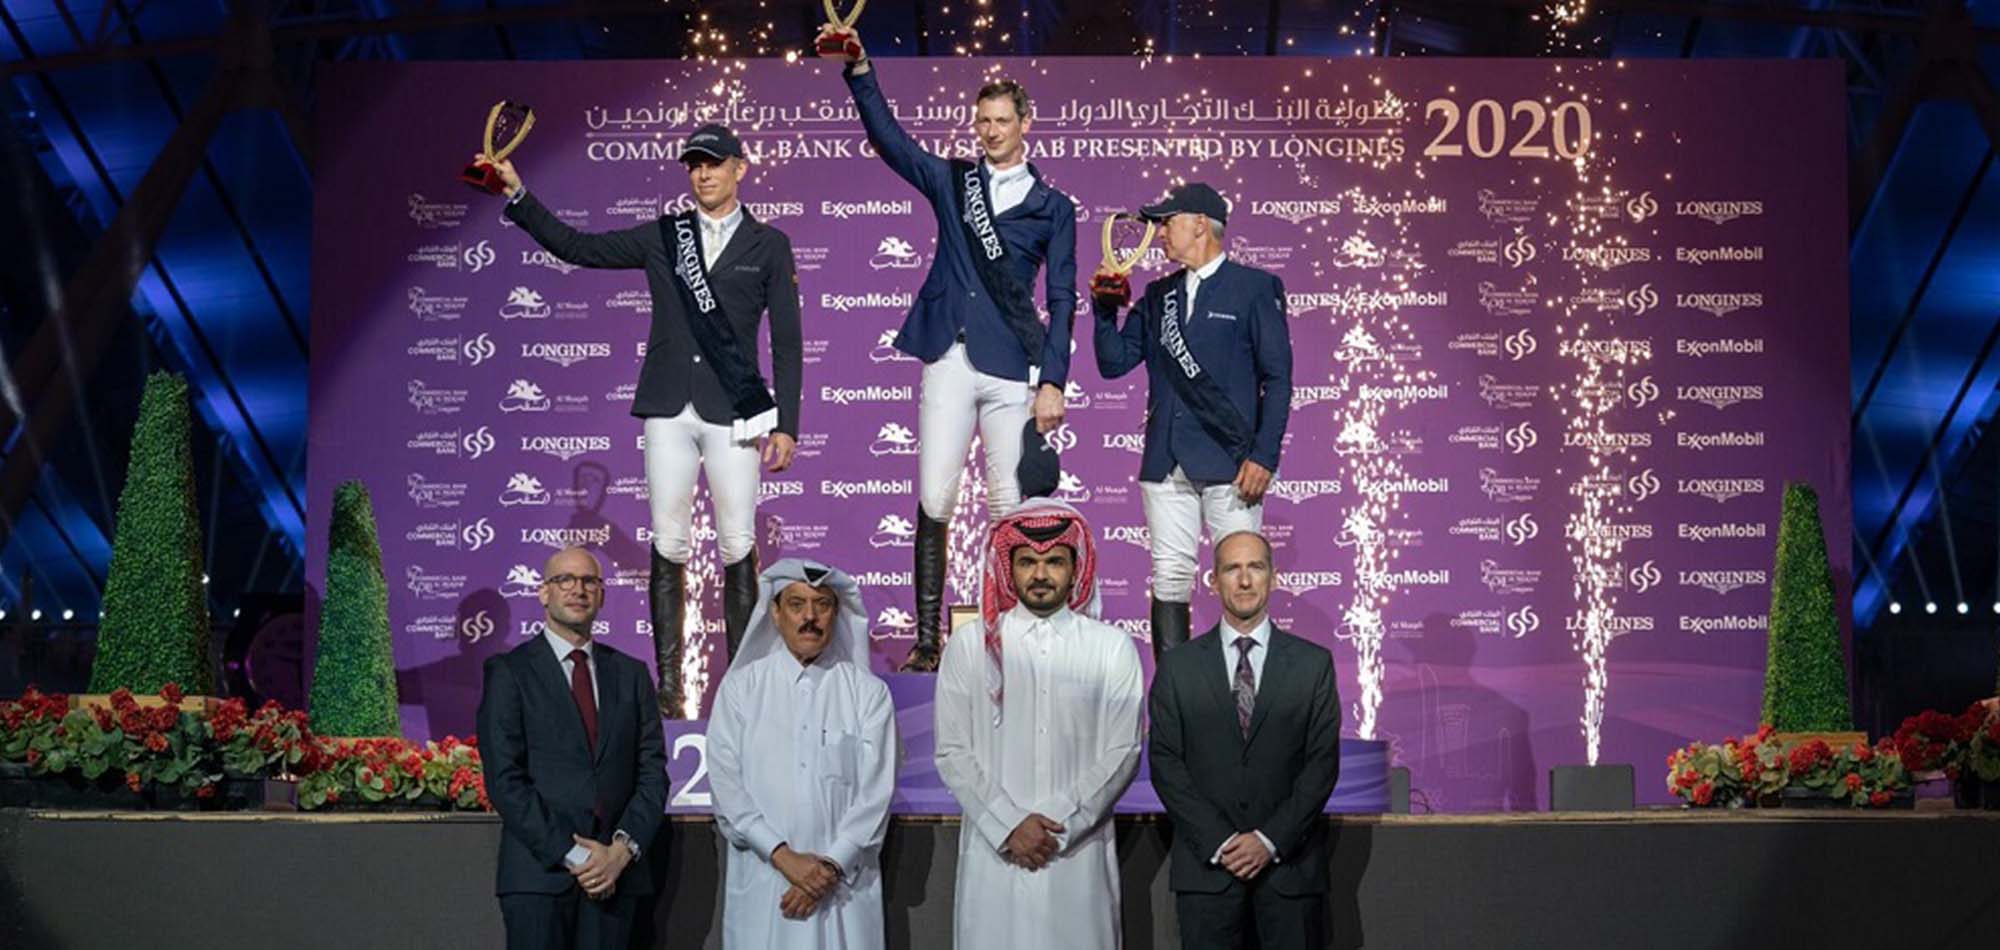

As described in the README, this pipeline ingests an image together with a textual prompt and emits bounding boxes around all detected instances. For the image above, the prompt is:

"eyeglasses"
[544,574,604,593]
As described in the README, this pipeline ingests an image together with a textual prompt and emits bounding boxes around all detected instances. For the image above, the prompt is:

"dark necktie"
[569,648,599,752]
[1234,637,1257,738]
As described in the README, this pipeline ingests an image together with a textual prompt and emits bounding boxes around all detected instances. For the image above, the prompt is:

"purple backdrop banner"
[308,58,1849,811]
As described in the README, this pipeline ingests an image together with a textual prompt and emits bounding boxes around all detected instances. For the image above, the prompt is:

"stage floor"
[5,808,1998,948]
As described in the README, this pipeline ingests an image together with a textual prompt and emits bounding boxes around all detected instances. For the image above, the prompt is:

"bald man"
[477,547,669,950]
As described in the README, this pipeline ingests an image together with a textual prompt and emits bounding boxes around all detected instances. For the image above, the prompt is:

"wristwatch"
[612,829,641,860]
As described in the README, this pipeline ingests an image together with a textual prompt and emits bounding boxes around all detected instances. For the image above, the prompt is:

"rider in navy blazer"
[831,27,1079,673]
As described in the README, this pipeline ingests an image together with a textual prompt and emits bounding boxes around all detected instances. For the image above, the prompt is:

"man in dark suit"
[477,546,669,950]
[1148,531,1340,950]
[481,124,803,715]
[821,25,1079,671]
[1092,182,1293,659]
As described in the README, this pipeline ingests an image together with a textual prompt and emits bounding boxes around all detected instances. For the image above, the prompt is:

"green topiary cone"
[1760,482,1852,731]
[309,479,402,736]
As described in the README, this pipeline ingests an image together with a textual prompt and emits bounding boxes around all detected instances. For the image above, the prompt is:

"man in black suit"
[477,546,669,950]
[1147,531,1341,949]
[481,124,803,716]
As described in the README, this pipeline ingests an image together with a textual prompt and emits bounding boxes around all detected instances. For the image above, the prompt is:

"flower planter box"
[150,778,298,812]
[1777,787,1914,810]
[26,773,147,809]
[0,761,32,807]
[1984,780,2000,812]
[308,792,450,813]
[1771,731,1868,752]
[68,693,221,716]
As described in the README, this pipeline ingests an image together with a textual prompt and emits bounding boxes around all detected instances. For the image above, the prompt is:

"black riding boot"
[649,550,687,718]
[901,508,950,672]
[1150,596,1191,661]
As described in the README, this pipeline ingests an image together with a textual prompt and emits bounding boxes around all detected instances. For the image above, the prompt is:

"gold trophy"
[1091,212,1156,300]
[460,100,536,195]
[817,0,868,58]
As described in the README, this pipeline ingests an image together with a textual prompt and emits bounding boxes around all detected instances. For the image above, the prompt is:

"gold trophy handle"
[483,102,536,163]
[1100,214,1156,275]
[822,0,869,29]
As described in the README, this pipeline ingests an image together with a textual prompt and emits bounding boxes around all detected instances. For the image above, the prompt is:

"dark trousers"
[499,891,637,950]
[1176,881,1326,950]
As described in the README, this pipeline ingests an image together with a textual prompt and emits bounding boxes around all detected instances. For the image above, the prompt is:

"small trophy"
[460,100,536,195]
[1092,212,1156,300]
[817,0,868,58]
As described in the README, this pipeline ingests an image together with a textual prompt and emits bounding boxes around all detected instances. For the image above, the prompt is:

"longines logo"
[1678,384,1764,410]
[520,249,577,275]
[521,434,612,461]
[1679,522,1768,543]
[1478,469,1541,503]
[745,200,806,220]
[870,329,918,363]
[822,199,914,219]
[1677,200,1765,225]
[1564,521,1653,541]
[407,287,469,321]
[405,474,469,510]
[1678,477,1765,503]
[407,380,468,415]
[1677,292,1764,318]
[1563,431,1652,451]
[1564,614,1654,635]
[869,423,920,457]
[1680,569,1768,595]
[521,526,612,549]
[521,341,612,368]
[1102,432,1146,454]
[1681,614,1769,634]
[1102,524,1150,549]
[1563,245,1652,269]
[1276,571,1345,595]
[1477,375,1539,410]
[1476,281,1539,317]
[1476,189,1539,224]
[1268,479,1342,503]
[1677,338,1764,359]
[1251,198,1342,223]
[821,291,914,313]
[500,286,553,320]
[407,193,470,229]
[821,479,913,500]
[1290,385,1342,409]
[821,384,914,405]
[519,619,612,640]
[500,473,552,507]
[1557,338,1652,361]
[869,236,926,270]
[759,480,805,501]
[1677,245,1764,265]
[1676,431,1766,451]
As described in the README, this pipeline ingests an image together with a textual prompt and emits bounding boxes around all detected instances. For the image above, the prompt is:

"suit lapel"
[708,214,764,276]
[1244,627,1291,747]
[998,175,1050,221]
[525,641,595,756]
[1191,626,1242,748]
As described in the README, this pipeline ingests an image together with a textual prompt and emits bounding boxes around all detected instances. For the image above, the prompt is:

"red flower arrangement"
[296,735,488,812]
[1664,726,1911,808]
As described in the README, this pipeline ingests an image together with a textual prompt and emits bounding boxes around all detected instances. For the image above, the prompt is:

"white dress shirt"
[699,202,744,271]
[985,159,1034,215]
[1182,251,1228,319]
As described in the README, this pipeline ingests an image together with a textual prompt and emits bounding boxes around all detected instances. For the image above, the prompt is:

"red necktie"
[568,648,599,752]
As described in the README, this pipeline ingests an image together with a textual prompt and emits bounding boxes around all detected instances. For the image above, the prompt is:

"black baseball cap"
[1140,182,1231,227]
[1016,418,1062,501]
[681,124,744,162]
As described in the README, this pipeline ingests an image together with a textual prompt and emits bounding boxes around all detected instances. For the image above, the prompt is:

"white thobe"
[934,605,1145,950]
[709,650,898,950]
